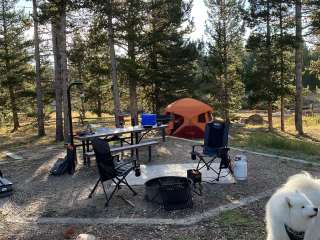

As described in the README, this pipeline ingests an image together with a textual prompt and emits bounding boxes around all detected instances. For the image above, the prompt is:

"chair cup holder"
[191,152,197,160]
[135,167,141,177]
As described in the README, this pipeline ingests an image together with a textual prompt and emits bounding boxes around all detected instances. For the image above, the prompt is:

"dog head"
[284,191,318,232]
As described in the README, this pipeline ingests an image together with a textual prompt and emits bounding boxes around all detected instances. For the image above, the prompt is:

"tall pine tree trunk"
[222,0,229,122]
[267,102,273,130]
[57,2,70,143]
[52,22,64,142]
[295,0,304,135]
[150,11,160,114]
[266,0,273,131]
[127,1,138,125]
[52,1,69,142]
[32,0,45,136]
[279,3,285,132]
[280,96,285,131]
[8,86,19,131]
[77,64,85,124]
[107,0,121,127]
[128,34,138,125]
[97,79,102,117]
[97,98,102,117]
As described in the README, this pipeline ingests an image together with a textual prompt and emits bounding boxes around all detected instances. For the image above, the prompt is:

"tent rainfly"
[164,98,213,139]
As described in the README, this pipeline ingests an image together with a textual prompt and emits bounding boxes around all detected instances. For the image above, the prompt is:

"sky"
[190,0,208,40]
[16,0,209,41]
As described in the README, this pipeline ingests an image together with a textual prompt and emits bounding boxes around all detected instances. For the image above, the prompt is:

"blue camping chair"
[190,121,233,182]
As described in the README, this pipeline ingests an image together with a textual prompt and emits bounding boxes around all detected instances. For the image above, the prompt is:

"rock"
[245,114,264,125]
[4,151,23,160]
[76,233,97,240]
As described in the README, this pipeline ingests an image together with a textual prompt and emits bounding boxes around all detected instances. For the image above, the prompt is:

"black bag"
[50,148,76,176]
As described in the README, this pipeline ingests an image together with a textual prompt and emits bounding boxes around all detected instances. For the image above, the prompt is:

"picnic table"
[75,124,167,165]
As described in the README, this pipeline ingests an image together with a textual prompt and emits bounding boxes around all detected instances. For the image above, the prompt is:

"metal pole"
[67,81,83,146]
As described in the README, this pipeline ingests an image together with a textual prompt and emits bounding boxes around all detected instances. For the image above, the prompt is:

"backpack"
[50,148,76,176]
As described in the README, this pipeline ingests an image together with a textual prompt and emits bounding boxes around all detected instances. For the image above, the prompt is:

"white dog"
[266,172,320,240]
[305,214,320,240]
[266,190,318,240]
[289,172,320,240]
[284,172,320,207]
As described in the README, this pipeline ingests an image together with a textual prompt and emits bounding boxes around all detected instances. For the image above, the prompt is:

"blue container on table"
[141,113,157,127]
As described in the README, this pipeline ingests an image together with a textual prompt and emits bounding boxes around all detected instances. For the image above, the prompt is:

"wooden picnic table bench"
[75,124,167,165]
[84,140,159,165]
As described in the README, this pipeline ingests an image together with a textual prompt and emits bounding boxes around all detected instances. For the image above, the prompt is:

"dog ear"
[286,197,293,208]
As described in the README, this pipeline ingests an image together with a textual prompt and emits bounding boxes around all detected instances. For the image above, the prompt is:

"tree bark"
[52,21,64,142]
[295,0,304,135]
[8,86,19,131]
[77,64,85,124]
[97,80,102,117]
[107,0,121,127]
[267,102,273,131]
[127,1,138,125]
[32,0,45,136]
[150,6,160,114]
[280,96,285,131]
[222,0,229,122]
[127,35,138,125]
[57,1,69,143]
[266,0,273,131]
[279,2,285,132]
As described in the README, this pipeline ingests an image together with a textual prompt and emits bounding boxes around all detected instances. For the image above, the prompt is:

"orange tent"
[164,98,213,139]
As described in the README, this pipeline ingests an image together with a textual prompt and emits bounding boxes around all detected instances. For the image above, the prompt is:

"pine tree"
[115,0,146,124]
[273,0,295,131]
[87,0,121,127]
[68,30,87,121]
[295,0,303,135]
[206,0,245,121]
[0,0,33,131]
[85,17,111,117]
[246,0,284,131]
[142,0,198,113]
[32,0,45,136]
[302,46,319,91]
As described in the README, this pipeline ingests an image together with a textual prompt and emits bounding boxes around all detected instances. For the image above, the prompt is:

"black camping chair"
[191,120,233,182]
[88,137,137,207]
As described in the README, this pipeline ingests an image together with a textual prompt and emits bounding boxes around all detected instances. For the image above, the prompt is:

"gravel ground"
[0,137,319,239]
[1,198,268,240]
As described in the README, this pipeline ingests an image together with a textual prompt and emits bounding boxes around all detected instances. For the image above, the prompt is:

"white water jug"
[233,155,247,181]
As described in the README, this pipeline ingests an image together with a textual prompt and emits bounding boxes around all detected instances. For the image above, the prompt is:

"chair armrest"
[192,144,204,152]
[114,159,134,170]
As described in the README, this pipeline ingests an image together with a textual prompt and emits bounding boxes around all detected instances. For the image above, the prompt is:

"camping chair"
[190,120,233,182]
[88,137,137,207]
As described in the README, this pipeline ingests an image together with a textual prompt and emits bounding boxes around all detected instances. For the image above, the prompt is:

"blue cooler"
[141,114,157,127]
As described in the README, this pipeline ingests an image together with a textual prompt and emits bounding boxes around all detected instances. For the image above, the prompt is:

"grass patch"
[231,129,320,162]
[217,210,257,226]
[248,132,320,155]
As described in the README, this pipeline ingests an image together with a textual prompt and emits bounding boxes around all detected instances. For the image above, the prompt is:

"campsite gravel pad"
[0,137,319,238]
[2,198,267,239]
